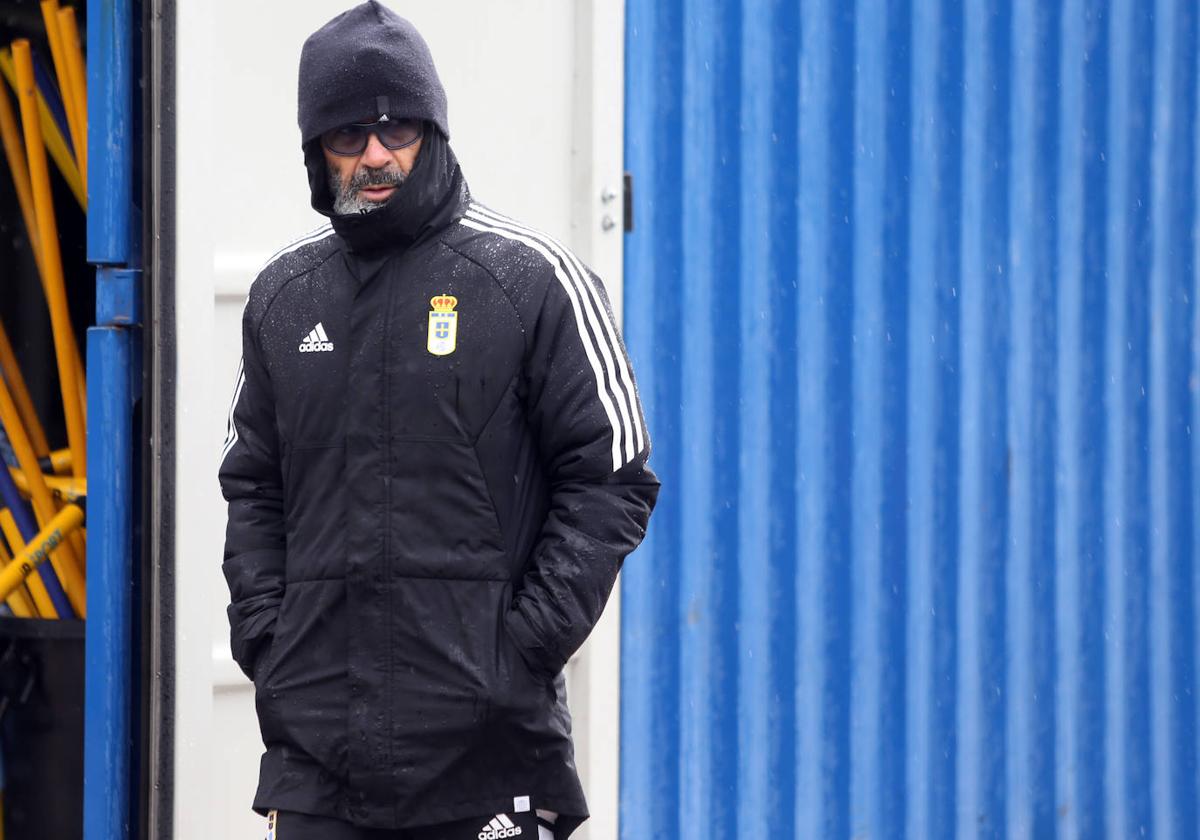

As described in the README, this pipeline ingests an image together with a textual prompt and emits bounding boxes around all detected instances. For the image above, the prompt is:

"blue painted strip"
[1055,0,1110,835]
[906,2,964,836]
[83,327,133,840]
[675,2,730,834]
[844,3,914,837]
[734,0,775,836]
[850,2,887,834]
[709,0,743,832]
[1007,2,1061,836]
[1147,1,1175,833]
[1104,0,1133,830]
[959,3,1013,835]
[795,2,832,834]
[731,1,801,837]
[620,1,682,837]
[1194,9,1200,825]
[823,2,855,831]
[763,3,800,835]
[1105,0,1156,834]
[1165,0,1200,830]
[881,31,913,840]
[1149,0,1198,835]
[905,1,942,836]
[31,53,73,153]
[0,450,44,543]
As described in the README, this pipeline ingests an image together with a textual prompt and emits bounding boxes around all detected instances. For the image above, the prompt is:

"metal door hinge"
[623,172,634,232]
[96,267,144,327]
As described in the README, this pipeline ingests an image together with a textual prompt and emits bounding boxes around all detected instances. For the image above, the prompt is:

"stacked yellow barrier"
[0,5,89,620]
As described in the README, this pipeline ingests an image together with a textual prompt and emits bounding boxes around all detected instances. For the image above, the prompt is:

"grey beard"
[328,165,407,215]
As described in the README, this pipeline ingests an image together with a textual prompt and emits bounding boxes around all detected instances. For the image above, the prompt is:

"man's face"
[322,116,424,215]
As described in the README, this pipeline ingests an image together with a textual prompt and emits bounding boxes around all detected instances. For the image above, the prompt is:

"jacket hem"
[254,792,588,832]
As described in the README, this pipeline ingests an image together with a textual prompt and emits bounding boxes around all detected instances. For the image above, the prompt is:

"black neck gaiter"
[304,127,468,255]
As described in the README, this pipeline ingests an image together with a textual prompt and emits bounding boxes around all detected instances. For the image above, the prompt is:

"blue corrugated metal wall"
[619,0,1199,837]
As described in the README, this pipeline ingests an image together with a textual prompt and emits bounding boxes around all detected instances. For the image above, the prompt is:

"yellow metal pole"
[0,511,22,552]
[0,536,38,617]
[0,370,84,616]
[41,447,71,475]
[0,504,83,608]
[0,322,51,459]
[0,78,42,271]
[10,477,87,569]
[38,1,84,182]
[1,77,85,452]
[0,49,84,209]
[9,468,86,504]
[11,40,87,483]
[56,6,87,187]
[1,80,85,456]
[0,509,56,618]
[75,350,86,425]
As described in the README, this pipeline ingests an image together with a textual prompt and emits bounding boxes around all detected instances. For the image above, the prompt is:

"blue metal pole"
[87,0,133,266]
[84,326,134,840]
[85,0,138,837]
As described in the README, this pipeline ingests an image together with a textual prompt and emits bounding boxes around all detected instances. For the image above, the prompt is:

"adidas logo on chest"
[477,814,522,839]
[298,322,334,353]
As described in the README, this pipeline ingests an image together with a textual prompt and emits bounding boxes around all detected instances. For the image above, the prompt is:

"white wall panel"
[174,2,624,838]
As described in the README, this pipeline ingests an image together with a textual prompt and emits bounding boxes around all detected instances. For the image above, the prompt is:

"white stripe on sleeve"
[220,357,246,463]
[255,223,335,276]
[468,204,646,459]
[461,216,628,470]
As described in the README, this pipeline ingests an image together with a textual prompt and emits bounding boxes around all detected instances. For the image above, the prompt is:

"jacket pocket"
[384,578,554,740]
[253,629,284,744]
[500,596,554,687]
[492,584,555,720]
[252,627,281,685]
[386,439,507,578]
[256,579,349,777]
[251,587,288,745]
[385,578,563,811]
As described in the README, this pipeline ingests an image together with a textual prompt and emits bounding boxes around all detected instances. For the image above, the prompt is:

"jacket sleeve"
[218,300,286,680]
[507,261,660,678]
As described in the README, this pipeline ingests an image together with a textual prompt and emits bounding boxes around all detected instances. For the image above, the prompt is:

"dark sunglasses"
[321,116,424,156]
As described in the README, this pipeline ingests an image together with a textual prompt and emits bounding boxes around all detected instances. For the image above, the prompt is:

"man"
[218,3,658,839]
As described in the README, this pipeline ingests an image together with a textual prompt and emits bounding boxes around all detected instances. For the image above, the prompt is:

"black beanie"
[297,1,449,144]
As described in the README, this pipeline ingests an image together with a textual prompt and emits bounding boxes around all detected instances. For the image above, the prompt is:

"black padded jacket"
[217,134,658,830]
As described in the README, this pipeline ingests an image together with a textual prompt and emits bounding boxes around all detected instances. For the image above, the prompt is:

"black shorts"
[265,808,565,840]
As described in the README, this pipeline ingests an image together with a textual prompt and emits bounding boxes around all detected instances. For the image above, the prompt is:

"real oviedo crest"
[427,294,459,356]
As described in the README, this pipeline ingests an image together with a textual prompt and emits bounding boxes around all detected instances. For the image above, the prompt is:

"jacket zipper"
[381,257,395,793]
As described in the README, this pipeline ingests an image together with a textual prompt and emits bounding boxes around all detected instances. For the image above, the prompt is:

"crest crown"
[430,295,458,313]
